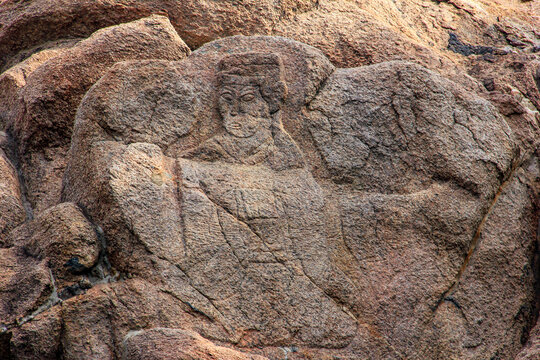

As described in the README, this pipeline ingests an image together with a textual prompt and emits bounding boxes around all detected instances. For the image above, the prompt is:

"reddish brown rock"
[274,0,489,93]
[9,306,62,360]
[421,161,539,359]
[0,0,317,72]
[8,15,190,213]
[61,35,535,358]
[467,53,540,155]
[59,280,205,360]
[8,202,100,290]
[304,60,522,358]
[0,247,52,326]
[276,1,444,69]
[122,328,269,360]
[64,40,357,348]
[0,149,25,241]
[63,36,335,280]
[0,1,537,357]
[0,43,73,129]
[516,320,540,360]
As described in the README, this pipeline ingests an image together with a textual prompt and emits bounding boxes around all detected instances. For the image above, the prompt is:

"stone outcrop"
[122,328,269,360]
[7,15,190,214]
[7,203,101,290]
[0,1,538,359]
[0,148,25,240]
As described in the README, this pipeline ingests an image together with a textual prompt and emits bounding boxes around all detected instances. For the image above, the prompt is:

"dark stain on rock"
[447,32,495,56]
[64,257,86,273]
[0,331,12,360]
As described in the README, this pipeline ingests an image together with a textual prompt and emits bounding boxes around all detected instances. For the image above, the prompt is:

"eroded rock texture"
[0,1,538,359]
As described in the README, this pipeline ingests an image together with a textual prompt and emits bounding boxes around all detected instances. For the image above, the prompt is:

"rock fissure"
[434,154,524,313]
[15,268,60,328]
[3,127,34,222]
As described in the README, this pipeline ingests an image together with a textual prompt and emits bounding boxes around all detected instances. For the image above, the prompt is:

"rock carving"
[58,34,529,359]
[185,52,304,170]
[176,52,357,346]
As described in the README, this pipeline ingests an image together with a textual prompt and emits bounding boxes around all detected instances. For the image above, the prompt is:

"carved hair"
[217,52,288,114]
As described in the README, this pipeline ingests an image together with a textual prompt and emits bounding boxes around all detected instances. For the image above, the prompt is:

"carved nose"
[229,100,239,116]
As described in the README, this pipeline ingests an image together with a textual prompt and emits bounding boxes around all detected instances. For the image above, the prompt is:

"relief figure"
[175,53,357,346]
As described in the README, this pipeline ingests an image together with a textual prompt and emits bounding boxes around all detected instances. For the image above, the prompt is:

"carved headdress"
[185,52,305,170]
[217,52,288,114]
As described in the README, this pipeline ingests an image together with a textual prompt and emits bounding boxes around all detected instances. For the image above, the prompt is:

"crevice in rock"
[215,210,247,270]
[1,37,82,75]
[447,32,496,56]
[87,224,116,285]
[0,330,11,360]
[15,268,60,328]
[1,129,34,221]
[163,289,216,323]
[77,205,117,285]
[434,153,523,312]
[52,206,118,301]
[166,262,229,327]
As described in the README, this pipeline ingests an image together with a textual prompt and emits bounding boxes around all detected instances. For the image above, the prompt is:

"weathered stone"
[0,44,72,129]
[9,306,62,360]
[0,248,52,326]
[304,60,524,357]
[516,320,540,360]
[64,45,356,348]
[63,36,335,276]
[8,202,100,289]
[420,158,539,359]
[60,280,199,360]
[0,1,537,357]
[8,15,190,214]
[467,53,540,155]
[307,61,515,197]
[60,35,536,358]
[0,150,25,241]
[121,328,269,360]
[0,0,317,71]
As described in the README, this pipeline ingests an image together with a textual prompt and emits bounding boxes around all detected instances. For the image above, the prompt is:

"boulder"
[516,320,540,360]
[0,42,74,129]
[61,36,535,358]
[422,162,539,359]
[0,0,317,71]
[8,15,190,213]
[59,280,200,360]
[0,248,52,326]
[9,306,62,360]
[8,202,101,290]
[64,38,356,348]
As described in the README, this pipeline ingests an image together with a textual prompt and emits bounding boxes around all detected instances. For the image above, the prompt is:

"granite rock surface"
[0,1,538,359]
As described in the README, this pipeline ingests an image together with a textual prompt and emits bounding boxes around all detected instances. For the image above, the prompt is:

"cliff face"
[0,1,538,359]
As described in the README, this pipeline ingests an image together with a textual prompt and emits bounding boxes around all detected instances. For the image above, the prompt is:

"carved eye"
[240,93,255,102]
[220,93,233,102]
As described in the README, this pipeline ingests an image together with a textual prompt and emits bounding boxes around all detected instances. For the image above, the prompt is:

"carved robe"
[175,129,357,346]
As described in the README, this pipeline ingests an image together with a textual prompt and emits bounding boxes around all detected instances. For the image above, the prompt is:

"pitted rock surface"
[0,3,538,359]
[59,35,537,359]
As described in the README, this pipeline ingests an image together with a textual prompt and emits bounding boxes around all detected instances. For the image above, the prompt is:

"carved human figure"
[186,53,304,170]
[176,53,357,347]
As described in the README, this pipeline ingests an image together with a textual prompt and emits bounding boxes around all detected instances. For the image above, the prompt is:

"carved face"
[218,84,272,138]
